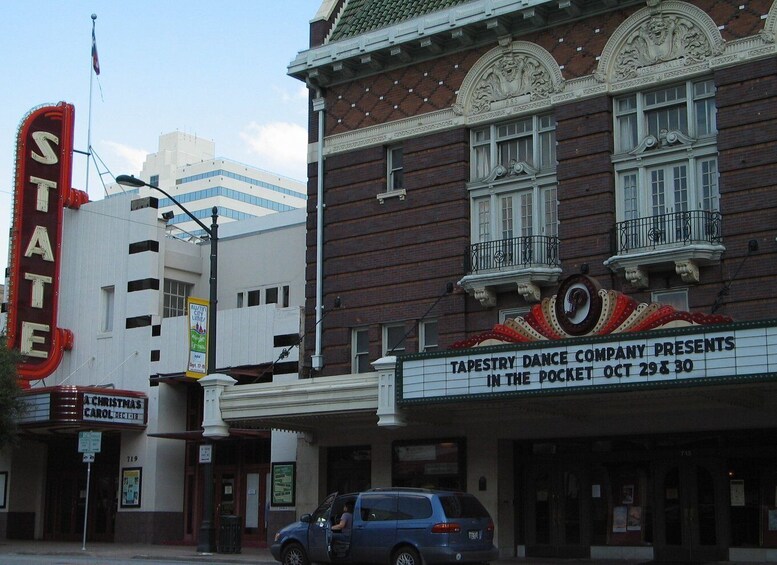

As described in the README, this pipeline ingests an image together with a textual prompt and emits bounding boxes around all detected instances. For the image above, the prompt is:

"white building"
[1,192,306,546]
[107,132,307,239]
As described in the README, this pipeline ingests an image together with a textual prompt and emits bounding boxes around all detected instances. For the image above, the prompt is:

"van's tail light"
[486,519,494,533]
[431,522,461,533]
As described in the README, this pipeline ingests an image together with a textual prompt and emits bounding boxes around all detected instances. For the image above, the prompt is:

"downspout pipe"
[309,82,326,371]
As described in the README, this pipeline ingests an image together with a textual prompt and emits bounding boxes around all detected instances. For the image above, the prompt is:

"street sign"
[78,431,102,453]
[199,444,212,464]
[83,453,95,463]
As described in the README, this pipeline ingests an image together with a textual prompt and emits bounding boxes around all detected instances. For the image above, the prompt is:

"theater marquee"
[399,322,777,403]
[398,275,775,404]
[6,103,89,385]
[19,386,147,431]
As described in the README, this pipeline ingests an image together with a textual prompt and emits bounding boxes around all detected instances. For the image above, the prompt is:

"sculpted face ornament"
[555,275,604,336]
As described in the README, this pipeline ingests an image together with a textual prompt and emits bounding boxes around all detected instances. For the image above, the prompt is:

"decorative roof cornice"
[289,0,644,86]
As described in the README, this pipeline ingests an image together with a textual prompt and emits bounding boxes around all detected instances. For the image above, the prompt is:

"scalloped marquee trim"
[452,286,732,348]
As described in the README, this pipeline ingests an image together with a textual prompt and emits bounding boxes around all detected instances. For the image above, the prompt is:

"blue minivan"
[271,488,498,565]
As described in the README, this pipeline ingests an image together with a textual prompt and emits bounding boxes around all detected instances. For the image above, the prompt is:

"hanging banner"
[186,297,209,378]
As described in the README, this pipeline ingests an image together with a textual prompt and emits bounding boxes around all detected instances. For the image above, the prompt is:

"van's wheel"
[282,542,309,565]
[392,546,421,565]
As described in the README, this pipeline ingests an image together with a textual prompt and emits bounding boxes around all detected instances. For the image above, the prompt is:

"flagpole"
[86,13,97,194]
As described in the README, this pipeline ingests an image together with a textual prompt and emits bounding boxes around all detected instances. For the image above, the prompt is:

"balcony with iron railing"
[459,235,562,306]
[605,210,725,288]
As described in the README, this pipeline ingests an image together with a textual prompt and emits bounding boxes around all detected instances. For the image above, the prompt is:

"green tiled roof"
[330,0,473,41]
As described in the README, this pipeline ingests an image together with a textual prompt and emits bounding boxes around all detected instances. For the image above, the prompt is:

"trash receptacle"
[218,515,242,554]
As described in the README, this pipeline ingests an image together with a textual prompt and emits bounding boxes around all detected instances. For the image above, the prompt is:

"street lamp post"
[116,174,219,552]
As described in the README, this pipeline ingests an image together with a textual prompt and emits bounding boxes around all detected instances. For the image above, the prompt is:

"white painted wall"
[9,192,307,527]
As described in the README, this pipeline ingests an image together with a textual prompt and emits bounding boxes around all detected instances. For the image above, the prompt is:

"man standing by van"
[332,502,353,534]
[330,501,353,559]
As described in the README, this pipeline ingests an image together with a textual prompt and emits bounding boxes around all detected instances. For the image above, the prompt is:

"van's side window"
[397,495,433,520]
[360,494,397,521]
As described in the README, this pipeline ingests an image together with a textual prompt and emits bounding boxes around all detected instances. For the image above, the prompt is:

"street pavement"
[0,541,635,564]
[0,540,773,564]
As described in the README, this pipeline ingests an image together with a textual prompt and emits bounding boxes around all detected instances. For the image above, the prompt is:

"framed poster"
[730,480,745,507]
[121,467,142,508]
[0,472,7,509]
[271,462,296,507]
[612,506,627,533]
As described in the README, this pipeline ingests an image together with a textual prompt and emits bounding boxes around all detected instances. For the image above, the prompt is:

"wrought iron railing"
[612,210,722,255]
[466,235,561,274]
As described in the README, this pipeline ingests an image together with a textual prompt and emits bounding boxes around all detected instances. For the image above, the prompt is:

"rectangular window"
[699,158,719,211]
[388,145,403,191]
[472,128,491,179]
[615,95,639,152]
[652,289,689,311]
[392,439,465,491]
[500,196,513,240]
[244,286,289,307]
[477,200,491,243]
[383,323,406,356]
[469,115,558,267]
[542,187,558,237]
[500,307,530,323]
[352,328,371,373]
[282,285,290,308]
[420,320,438,352]
[520,193,533,237]
[615,79,717,154]
[163,279,192,318]
[472,114,555,180]
[149,174,159,187]
[100,286,114,333]
[538,115,556,170]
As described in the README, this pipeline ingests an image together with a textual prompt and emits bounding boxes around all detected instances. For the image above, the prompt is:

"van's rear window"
[439,495,489,519]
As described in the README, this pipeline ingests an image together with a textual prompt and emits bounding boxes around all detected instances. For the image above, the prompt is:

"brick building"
[217,0,777,560]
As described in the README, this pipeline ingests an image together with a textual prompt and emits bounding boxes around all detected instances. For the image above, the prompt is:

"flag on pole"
[91,22,100,75]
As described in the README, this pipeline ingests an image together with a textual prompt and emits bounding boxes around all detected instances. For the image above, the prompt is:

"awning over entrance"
[211,317,777,439]
[219,373,380,432]
[148,428,271,440]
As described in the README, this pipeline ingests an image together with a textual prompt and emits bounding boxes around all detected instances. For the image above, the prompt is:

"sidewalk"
[0,540,774,564]
[0,540,276,563]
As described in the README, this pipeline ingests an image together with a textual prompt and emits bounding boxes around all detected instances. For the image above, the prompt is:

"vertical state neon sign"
[7,103,89,387]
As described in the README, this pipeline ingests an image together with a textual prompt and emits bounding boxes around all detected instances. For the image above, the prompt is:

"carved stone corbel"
[473,287,497,308]
[675,259,700,283]
[516,281,541,303]
[625,266,649,289]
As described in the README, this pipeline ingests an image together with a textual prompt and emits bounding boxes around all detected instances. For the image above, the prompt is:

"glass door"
[525,463,589,558]
[655,458,727,562]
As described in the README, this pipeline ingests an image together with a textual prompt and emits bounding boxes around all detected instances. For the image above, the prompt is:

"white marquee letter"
[30,131,59,165]
[29,176,56,212]
[20,321,50,358]
[24,226,55,262]
[24,272,53,308]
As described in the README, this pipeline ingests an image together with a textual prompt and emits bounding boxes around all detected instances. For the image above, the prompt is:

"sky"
[0,0,319,276]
